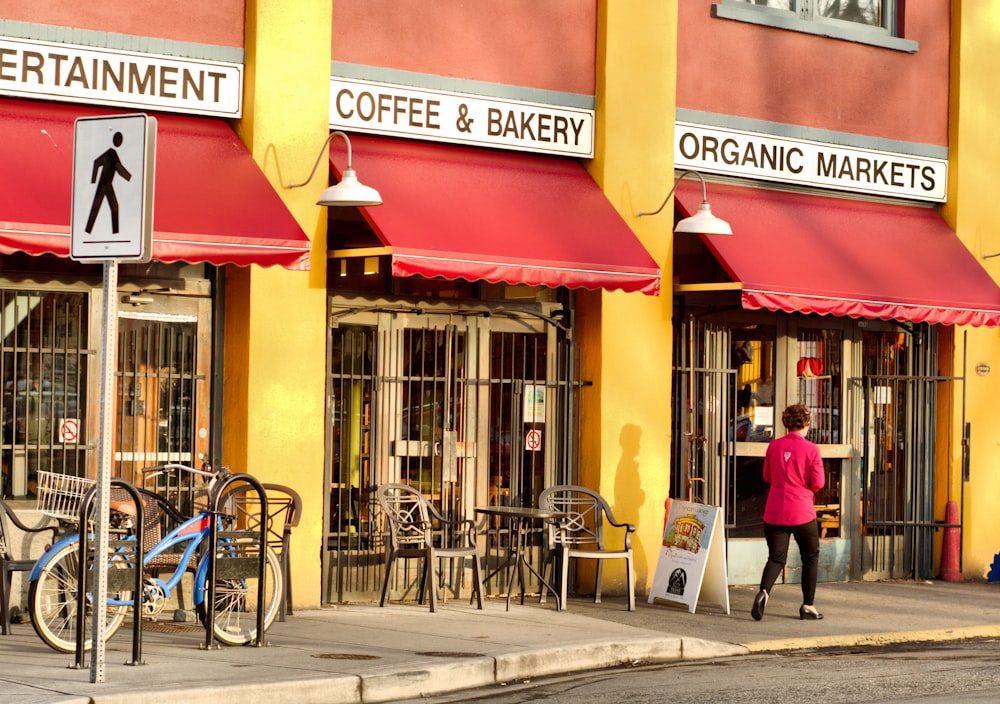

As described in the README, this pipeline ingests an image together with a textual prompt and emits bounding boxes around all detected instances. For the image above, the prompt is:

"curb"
[741,624,1000,654]
[77,636,746,704]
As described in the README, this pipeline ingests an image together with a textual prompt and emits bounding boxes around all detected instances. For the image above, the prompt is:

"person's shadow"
[614,423,647,586]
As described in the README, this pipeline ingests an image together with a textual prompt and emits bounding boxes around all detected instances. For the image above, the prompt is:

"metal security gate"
[322,301,582,604]
[860,325,964,580]
[114,311,207,506]
[0,287,210,503]
[670,315,735,514]
[0,290,90,498]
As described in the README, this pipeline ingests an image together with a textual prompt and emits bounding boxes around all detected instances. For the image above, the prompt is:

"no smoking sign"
[59,418,80,444]
[525,428,542,452]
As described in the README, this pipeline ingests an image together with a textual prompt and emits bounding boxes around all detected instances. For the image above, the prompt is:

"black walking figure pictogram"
[85,131,132,234]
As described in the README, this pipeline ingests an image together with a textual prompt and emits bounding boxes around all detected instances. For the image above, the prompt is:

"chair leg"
[426,552,438,613]
[277,553,287,622]
[0,566,10,635]
[416,555,429,606]
[470,555,484,610]
[379,552,395,607]
[449,556,461,604]
[283,544,294,617]
[594,560,604,604]
[559,550,569,611]
[626,555,636,611]
[539,549,557,605]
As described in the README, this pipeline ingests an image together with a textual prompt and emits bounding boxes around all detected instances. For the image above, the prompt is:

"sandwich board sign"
[71,113,156,262]
[648,499,730,614]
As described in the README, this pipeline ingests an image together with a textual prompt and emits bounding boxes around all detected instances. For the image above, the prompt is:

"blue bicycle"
[27,464,284,653]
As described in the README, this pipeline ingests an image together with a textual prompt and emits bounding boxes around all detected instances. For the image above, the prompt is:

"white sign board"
[0,36,243,117]
[71,114,156,262]
[330,77,595,157]
[648,500,730,614]
[523,383,546,423]
[675,121,948,203]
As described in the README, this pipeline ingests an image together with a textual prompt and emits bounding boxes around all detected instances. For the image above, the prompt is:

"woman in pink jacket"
[752,403,825,621]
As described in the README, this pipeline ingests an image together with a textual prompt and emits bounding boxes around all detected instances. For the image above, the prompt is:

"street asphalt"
[2,579,1000,704]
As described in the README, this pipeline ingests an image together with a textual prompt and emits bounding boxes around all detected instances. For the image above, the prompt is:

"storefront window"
[732,324,776,443]
[1,290,89,497]
[796,328,842,444]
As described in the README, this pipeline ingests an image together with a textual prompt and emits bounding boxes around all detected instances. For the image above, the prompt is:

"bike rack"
[202,472,268,650]
[73,479,147,669]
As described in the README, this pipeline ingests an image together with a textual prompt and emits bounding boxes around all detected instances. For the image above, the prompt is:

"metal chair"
[0,499,59,634]
[221,483,302,621]
[538,484,636,611]
[375,483,484,612]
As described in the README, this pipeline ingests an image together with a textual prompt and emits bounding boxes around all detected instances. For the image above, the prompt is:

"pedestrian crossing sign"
[71,113,156,262]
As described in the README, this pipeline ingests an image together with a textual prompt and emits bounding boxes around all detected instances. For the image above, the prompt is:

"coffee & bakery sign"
[676,122,948,202]
[330,77,595,158]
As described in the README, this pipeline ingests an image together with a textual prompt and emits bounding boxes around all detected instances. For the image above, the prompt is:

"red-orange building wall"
[5,0,244,48]
[332,0,597,96]
[677,2,950,146]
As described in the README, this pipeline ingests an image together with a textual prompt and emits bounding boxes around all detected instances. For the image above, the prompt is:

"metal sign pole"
[90,259,119,683]
[70,112,154,683]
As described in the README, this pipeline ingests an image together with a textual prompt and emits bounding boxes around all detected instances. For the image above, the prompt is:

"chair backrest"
[539,485,613,550]
[222,483,303,552]
[0,501,17,561]
[0,499,58,563]
[375,483,431,550]
[118,488,170,555]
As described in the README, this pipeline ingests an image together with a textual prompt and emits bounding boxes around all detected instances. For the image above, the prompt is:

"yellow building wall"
[944,1,1000,580]
[223,0,333,607]
[578,1,676,595]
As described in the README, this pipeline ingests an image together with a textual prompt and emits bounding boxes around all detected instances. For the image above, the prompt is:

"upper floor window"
[714,0,917,52]
[736,1,883,28]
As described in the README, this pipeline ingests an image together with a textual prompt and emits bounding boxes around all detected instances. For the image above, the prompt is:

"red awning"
[676,181,1000,327]
[0,98,311,270]
[330,136,661,295]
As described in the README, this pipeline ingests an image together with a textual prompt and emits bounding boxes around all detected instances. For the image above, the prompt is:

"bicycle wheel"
[28,539,131,653]
[195,541,283,646]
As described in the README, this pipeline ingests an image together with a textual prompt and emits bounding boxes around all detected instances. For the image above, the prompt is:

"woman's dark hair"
[781,403,811,431]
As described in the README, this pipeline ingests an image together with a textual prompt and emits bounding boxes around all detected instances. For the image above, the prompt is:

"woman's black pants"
[760,520,820,605]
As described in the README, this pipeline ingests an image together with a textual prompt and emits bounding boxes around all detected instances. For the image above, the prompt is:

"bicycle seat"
[109,497,137,516]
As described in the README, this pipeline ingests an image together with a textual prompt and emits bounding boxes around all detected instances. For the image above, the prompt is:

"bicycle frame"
[28,509,223,610]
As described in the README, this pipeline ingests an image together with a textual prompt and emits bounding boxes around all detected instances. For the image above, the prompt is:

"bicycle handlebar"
[141,463,221,480]
[141,463,239,515]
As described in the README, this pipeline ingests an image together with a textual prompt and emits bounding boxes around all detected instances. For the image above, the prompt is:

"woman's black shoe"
[751,590,768,621]
[799,604,823,620]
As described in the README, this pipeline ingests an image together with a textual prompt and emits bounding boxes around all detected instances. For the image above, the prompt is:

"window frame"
[712,1,918,53]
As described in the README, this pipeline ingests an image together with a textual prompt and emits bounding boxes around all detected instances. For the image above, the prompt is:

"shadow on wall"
[614,423,647,589]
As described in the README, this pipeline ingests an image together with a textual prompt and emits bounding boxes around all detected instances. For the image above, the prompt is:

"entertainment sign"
[330,77,595,157]
[675,122,948,202]
[0,36,243,117]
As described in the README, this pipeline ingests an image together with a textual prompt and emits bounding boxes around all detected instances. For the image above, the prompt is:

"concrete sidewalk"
[2,580,999,704]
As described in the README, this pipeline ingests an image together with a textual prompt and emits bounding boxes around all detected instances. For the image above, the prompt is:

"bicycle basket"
[36,471,96,523]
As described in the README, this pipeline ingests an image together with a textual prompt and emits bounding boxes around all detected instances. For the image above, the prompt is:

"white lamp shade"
[317,167,383,207]
[674,202,733,235]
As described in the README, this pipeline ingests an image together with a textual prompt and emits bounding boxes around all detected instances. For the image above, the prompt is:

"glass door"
[324,308,483,603]
[113,293,212,509]
[322,300,575,604]
[792,320,849,541]
[674,311,856,584]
